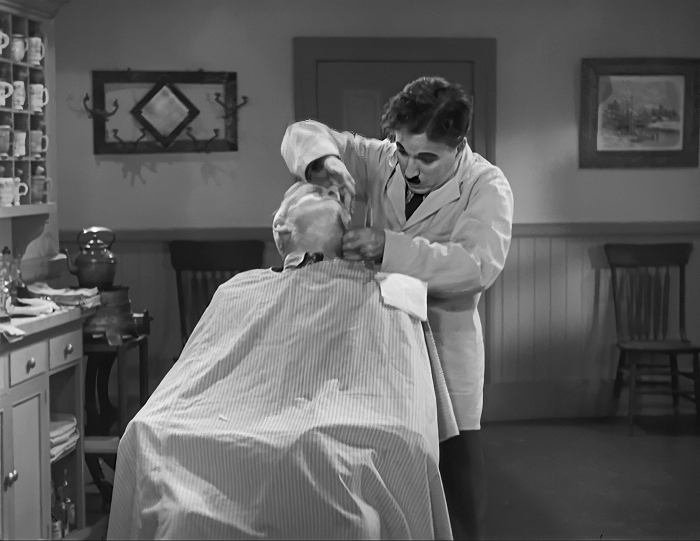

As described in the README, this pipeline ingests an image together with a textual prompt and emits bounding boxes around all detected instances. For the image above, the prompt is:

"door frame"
[293,37,497,163]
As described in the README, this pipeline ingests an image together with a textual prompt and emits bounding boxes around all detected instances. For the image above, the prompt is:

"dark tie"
[405,189,425,220]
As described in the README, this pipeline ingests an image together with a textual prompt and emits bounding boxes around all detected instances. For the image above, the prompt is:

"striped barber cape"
[108,259,454,540]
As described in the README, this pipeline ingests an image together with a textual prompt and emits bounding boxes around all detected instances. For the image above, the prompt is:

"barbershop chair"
[169,240,266,349]
[604,243,700,434]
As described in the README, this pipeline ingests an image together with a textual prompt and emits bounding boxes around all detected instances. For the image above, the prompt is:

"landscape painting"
[579,58,700,168]
[597,75,684,151]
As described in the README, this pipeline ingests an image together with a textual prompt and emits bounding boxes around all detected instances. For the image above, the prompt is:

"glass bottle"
[0,246,11,322]
[61,469,75,534]
[10,250,28,299]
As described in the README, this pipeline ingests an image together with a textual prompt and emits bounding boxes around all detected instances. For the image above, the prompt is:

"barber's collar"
[283,251,326,270]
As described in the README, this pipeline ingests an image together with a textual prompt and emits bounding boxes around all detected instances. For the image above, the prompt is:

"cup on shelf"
[29,83,48,111]
[0,176,15,206]
[12,80,25,109]
[0,79,12,107]
[29,129,48,155]
[12,177,27,206]
[30,175,50,204]
[12,130,26,157]
[0,31,9,54]
[11,34,26,62]
[0,125,10,156]
[27,36,44,65]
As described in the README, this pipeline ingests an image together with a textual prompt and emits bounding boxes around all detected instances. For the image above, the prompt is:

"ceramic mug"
[0,79,12,107]
[11,34,26,62]
[12,177,27,206]
[12,80,24,109]
[29,83,48,111]
[0,31,9,54]
[0,177,15,206]
[0,125,10,156]
[27,37,44,65]
[12,130,25,157]
[30,176,50,204]
[29,130,48,154]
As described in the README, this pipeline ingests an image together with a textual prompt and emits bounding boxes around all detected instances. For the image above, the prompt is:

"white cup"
[12,130,26,157]
[29,83,48,111]
[27,37,44,65]
[0,31,9,54]
[12,80,25,109]
[29,130,48,154]
[12,177,27,206]
[11,34,26,63]
[0,177,15,206]
[0,80,12,107]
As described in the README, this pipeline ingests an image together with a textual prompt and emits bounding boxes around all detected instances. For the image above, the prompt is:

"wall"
[53,0,700,230]
[52,0,700,419]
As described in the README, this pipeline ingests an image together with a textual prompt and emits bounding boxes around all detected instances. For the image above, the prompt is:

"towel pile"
[50,413,79,462]
[28,283,101,309]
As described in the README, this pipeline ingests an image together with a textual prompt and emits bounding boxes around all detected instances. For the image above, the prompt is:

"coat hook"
[214,93,249,119]
[185,126,203,151]
[204,129,220,153]
[132,129,147,151]
[84,93,119,120]
[112,129,125,146]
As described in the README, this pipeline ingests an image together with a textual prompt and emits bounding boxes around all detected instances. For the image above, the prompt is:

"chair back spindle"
[605,243,692,343]
[170,240,266,347]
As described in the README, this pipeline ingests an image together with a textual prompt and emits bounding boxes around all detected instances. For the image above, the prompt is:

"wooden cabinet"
[0,309,89,540]
[10,376,47,540]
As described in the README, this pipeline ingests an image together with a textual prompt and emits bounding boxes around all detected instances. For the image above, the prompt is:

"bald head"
[272,182,351,259]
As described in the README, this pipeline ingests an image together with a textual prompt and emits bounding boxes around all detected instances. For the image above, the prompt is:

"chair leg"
[613,349,626,399]
[693,353,700,432]
[628,352,636,436]
[670,353,679,413]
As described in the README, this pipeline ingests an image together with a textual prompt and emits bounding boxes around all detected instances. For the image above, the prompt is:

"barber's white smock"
[282,121,514,430]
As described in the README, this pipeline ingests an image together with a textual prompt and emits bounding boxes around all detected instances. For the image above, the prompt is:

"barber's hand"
[343,228,385,263]
[310,156,356,211]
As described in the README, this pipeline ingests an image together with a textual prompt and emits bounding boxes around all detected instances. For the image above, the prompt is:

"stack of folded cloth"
[27,283,101,309]
[50,413,80,462]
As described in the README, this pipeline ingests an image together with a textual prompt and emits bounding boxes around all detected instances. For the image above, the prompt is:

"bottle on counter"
[50,478,63,539]
[0,246,12,323]
[10,250,28,299]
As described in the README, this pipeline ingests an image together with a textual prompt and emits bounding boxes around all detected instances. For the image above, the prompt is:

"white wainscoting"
[59,223,700,422]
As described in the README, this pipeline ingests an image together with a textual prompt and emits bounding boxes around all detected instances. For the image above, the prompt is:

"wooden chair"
[169,240,266,348]
[604,243,700,434]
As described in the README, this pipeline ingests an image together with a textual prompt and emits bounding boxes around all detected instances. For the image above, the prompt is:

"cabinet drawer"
[49,329,83,370]
[9,341,48,387]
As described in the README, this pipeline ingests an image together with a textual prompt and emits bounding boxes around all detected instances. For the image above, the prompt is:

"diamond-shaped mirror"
[131,79,200,148]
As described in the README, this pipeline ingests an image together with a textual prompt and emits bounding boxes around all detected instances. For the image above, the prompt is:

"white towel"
[374,272,428,321]
[50,413,77,440]
[50,430,79,461]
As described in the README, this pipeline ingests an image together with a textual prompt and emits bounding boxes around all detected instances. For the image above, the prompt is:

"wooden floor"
[83,415,700,540]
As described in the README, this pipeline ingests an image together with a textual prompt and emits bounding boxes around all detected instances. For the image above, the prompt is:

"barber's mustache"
[405,175,420,184]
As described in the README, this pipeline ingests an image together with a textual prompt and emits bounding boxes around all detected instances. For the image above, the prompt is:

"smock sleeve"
[281,120,393,202]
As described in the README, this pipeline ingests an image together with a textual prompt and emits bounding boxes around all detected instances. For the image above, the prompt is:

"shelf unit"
[0,12,49,206]
[0,2,76,538]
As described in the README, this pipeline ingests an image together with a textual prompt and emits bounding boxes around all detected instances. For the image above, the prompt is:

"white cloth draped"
[108,260,454,540]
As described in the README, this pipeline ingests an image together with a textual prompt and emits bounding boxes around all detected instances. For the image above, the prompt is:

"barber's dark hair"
[380,76,472,148]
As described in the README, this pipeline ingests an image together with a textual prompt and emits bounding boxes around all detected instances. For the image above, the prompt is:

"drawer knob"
[4,469,18,488]
[26,357,37,372]
[64,343,74,356]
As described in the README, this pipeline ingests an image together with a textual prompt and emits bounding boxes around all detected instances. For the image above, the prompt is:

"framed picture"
[87,70,244,154]
[579,58,700,168]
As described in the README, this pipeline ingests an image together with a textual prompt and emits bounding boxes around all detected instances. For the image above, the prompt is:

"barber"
[281,76,513,540]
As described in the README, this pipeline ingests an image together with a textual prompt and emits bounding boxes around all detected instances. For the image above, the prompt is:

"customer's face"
[394,129,465,194]
[272,183,346,256]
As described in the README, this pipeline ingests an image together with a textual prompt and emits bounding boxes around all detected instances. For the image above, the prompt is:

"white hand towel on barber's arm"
[374,272,428,321]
